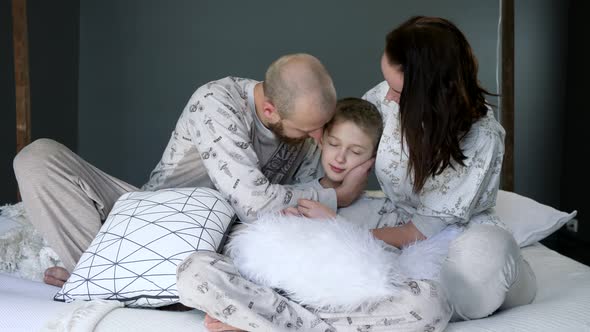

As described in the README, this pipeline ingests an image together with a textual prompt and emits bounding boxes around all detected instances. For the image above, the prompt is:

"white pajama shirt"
[362,81,508,237]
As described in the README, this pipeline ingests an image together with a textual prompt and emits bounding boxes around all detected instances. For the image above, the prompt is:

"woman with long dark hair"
[365,16,537,320]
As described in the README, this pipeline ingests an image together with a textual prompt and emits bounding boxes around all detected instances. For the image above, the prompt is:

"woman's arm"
[371,222,426,248]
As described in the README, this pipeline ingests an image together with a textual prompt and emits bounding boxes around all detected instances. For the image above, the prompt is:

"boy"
[201,96,385,331]
[286,97,384,219]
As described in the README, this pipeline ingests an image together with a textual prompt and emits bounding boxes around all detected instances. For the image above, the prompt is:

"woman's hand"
[371,222,426,248]
[296,199,337,219]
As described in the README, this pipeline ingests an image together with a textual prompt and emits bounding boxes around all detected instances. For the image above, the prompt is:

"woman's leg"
[442,224,537,321]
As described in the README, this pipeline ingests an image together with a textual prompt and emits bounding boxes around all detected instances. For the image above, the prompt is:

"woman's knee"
[443,224,522,320]
[446,224,519,279]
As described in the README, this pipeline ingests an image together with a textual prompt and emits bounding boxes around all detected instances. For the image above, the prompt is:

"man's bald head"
[263,53,337,119]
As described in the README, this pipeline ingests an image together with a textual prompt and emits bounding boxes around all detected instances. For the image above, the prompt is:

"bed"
[5,1,588,330]
[1,241,589,331]
[1,199,589,332]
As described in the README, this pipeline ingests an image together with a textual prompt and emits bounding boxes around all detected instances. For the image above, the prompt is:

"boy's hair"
[325,97,384,151]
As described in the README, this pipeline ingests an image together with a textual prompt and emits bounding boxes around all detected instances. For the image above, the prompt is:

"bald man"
[13,53,372,287]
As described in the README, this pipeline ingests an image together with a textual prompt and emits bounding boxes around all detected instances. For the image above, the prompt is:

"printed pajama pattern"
[176,252,451,332]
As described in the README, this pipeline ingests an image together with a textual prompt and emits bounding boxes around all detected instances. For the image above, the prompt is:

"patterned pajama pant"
[176,251,451,332]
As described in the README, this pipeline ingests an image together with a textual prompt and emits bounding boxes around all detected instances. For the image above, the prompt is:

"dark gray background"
[1,1,581,228]
[76,0,504,190]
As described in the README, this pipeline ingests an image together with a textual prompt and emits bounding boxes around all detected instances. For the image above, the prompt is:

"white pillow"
[494,190,577,247]
[228,213,460,312]
[54,187,236,307]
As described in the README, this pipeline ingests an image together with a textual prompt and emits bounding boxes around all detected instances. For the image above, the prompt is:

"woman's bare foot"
[204,314,245,331]
[43,266,70,287]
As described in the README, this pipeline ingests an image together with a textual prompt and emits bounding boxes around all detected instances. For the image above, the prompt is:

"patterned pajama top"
[363,81,508,237]
[142,77,336,222]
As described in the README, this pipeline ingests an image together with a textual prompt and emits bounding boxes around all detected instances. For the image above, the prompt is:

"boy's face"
[321,120,375,183]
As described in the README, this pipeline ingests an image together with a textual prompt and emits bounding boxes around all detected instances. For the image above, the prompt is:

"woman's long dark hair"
[385,16,495,193]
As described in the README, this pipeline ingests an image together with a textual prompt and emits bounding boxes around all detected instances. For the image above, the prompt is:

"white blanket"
[1,244,590,331]
[0,203,63,281]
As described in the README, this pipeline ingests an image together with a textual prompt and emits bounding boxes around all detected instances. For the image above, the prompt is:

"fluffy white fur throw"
[0,203,64,281]
[228,213,461,312]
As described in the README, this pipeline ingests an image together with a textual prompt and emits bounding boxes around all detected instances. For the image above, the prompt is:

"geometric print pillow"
[54,187,236,307]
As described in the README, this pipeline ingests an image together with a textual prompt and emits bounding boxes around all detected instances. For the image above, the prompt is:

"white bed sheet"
[1,244,589,331]
[0,273,65,331]
[446,243,590,331]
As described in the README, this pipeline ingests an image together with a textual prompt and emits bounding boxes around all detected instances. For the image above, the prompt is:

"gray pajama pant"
[13,139,139,271]
[176,251,452,332]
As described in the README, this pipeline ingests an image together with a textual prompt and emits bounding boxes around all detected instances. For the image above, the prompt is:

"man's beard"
[267,121,307,146]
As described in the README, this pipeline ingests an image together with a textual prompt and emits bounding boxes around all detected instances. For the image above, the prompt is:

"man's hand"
[335,158,374,207]
[296,199,337,219]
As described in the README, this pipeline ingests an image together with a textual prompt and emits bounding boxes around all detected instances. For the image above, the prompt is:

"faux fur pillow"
[228,214,460,312]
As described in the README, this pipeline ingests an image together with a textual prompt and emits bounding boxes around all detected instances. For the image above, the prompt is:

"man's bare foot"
[204,313,245,332]
[43,266,70,287]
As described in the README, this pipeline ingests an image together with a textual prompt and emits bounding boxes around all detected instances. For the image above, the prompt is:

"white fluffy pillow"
[54,187,236,307]
[228,214,460,312]
[495,190,577,247]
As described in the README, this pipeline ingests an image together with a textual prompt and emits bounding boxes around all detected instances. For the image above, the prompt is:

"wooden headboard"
[12,0,30,156]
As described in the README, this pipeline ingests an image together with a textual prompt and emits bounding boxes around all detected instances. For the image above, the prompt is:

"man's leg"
[177,251,451,332]
[176,251,336,332]
[13,139,138,275]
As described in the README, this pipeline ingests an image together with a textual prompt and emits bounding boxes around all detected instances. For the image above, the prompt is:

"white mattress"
[1,243,590,331]
[445,243,590,331]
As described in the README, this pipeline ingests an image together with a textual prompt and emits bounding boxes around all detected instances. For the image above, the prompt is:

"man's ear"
[262,100,281,123]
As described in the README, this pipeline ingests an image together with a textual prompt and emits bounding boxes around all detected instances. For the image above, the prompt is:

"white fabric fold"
[42,300,124,332]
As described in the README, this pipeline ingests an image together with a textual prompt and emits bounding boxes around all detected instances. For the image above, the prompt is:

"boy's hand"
[296,199,337,219]
[281,206,302,216]
[335,158,374,207]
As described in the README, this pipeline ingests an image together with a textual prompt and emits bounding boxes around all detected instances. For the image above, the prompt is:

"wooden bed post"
[12,0,31,154]
[500,0,515,191]
[12,0,31,201]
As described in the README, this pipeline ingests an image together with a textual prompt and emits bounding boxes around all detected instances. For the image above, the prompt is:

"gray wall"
[561,0,588,235]
[0,1,79,204]
[28,0,80,151]
[515,0,568,207]
[78,0,500,189]
[1,0,17,204]
[76,1,568,207]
